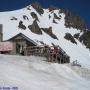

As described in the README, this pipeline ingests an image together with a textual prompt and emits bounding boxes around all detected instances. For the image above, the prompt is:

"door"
[16,43,21,54]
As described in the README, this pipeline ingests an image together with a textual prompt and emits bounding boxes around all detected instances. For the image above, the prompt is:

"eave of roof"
[7,33,37,46]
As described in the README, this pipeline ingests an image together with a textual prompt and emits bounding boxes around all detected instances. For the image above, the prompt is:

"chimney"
[0,24,3,41]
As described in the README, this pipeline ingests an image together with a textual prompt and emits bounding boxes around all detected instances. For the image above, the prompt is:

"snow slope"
[0,5,90,68]
[0,54,90,90]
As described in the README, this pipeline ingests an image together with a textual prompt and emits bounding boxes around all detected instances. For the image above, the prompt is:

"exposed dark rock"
[59,9,86,30]
[10,17,17,20]
[79,30,90,49]
[28,20,58,39]
[53,19,58,24]
[40,41,44,45]
[51,11,54,14]
[31,12,39,21]
[18,21,26,30]
[59,9,64,14]
[51,13,60,24]
[27,6,31,10]
[49,6,57,12]
[59,9,90,49]
[49,15,51,19]
[28,20,42,34]
[59,15,62,18]
[54,13,61,20]
[74,33,80,39]
[64,33,77,44]
[41,27,58,40]
[23,15,29,20]
[31,2,44,15]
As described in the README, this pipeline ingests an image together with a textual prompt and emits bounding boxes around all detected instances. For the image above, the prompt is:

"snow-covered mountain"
[0,2,90,68]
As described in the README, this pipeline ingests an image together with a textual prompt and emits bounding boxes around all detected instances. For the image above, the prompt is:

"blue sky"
[0,0,90,28]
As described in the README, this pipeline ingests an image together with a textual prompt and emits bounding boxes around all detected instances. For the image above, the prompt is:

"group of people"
[43,45,70,63]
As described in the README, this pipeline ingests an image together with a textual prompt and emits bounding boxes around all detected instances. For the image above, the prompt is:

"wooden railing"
[24,45,70,64]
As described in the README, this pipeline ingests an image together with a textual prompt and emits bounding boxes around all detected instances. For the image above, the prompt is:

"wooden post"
[55,53,58,63]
